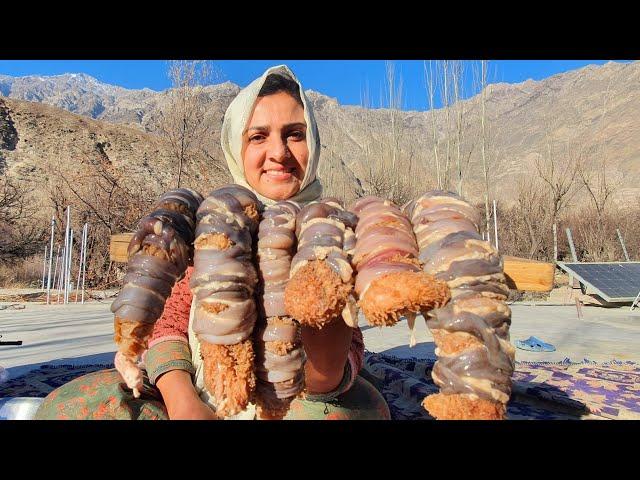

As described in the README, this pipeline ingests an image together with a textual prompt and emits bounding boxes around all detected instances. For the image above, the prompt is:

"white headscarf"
[221,64,323,205]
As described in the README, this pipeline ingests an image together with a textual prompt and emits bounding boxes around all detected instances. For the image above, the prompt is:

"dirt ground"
[1,296,638,380]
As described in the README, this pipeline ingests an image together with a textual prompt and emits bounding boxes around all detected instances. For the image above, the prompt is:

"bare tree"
[573,75,621,261]
[534,137,582,229]
[514,175,551,259]
[442,60,452,190]
[452,61,465,194]
[426,60,476,194]
[359,79,375,186]
[0,175,30,225]
[424,60,476,194]
[0,175,44,260]
[578,76,617,221]
[573,152,620,261]
[579,158,618,219]
[384,61,404,198]
[356,61,415,205]
[424,60,442,188]
[157,60,216,188]
[479,60,491,242]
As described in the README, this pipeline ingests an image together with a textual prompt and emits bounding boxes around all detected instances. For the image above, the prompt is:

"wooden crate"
[110,233,134,263]
[109,234,555,292]
[503,255,555,292]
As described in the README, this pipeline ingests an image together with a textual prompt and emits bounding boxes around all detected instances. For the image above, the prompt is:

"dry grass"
[0,254,44,288]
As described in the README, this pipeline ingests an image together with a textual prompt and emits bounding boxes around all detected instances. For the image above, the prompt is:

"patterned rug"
[2,356,639,420]
[0,363,115,398]
[362,352,640,420]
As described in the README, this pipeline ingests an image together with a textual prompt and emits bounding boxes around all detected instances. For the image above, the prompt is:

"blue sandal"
[515,336,556,352]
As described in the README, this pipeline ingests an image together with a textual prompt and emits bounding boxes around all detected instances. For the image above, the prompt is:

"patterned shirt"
[146,266,364,395]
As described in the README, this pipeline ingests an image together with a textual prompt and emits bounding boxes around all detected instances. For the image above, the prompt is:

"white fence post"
[46,217,55,304]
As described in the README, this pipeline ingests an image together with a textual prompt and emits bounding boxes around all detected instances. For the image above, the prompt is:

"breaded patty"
[423,393,506,420]
[360,271,450,327]
[201,339,256,418]
[284,260,352,328]
[113,318,155,358]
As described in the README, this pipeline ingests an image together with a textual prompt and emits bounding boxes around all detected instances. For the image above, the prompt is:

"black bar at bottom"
[0,341,22,346]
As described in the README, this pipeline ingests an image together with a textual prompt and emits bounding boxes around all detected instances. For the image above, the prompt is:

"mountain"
[0,72,241,129]
[1,61,639,217]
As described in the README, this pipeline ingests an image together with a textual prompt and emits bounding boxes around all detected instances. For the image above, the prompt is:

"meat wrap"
[350,196,450,342]
[111,188,203,397]
[254,200,306,419]
[190,184,262,417]
[284,198,358,329]
[405,190,515,420]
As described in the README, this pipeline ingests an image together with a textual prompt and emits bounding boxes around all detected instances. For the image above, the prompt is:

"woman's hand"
[168,396,218,420]
[156,369,217,420]
[301,319,353,394]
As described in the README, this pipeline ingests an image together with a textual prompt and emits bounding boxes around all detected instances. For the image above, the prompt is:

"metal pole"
[575,291,584,320]
[566,228,578,262]
[66,208,71,303]
[75,228,82,303]
[65,229,70,303]
[616,228,630,262]
[565,227,583,320]
[631,290,640,312]
[46,217,55,304]
[65,207,71,304]
[566,226,578,286]
[66,229,73,304]
[76,223,87,303]
[62,207,70,304]
[80,224,88,304]
[493,199,499,250]
[41,246,48,292]
[553,223,558,263]
[56,246,64,304]
[61,216,66,302]
[52,245,61,295]
[62,240,68,303]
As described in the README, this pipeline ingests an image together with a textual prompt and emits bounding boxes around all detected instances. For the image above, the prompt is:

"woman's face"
[242,91,309,201]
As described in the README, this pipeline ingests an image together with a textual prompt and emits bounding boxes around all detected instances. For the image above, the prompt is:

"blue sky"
[0,60,632,111]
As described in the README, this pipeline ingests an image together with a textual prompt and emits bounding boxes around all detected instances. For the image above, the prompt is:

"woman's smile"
[263,166,294,181]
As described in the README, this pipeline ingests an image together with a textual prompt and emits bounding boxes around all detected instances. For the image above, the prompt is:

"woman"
[35,65,390,420]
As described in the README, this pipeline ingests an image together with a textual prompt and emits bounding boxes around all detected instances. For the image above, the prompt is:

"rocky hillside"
[0,97,231,214]
[1,61,639,216]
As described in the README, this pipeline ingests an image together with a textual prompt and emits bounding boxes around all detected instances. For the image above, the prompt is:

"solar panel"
[558,262,640,302]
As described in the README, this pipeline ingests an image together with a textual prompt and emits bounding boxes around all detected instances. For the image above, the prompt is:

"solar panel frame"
[557,262,640,302]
